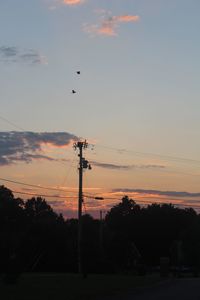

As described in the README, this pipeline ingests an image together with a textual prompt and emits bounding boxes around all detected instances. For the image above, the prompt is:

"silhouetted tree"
[1,186,200,276]
[104,196,142,272]
[0,186,26,281]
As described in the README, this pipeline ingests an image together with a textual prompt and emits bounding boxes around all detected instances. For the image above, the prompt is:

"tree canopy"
[0,186,200,274]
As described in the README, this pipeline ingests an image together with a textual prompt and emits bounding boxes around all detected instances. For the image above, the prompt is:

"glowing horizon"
[0,0,200,217]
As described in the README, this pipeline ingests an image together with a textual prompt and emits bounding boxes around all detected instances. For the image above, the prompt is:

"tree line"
[0,185,200,277]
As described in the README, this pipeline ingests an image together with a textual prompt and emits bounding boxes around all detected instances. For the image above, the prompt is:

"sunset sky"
[0,0,200,218]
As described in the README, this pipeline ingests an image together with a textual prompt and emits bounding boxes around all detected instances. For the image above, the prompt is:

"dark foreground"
[2,273,200,300]
[104,278,200,300]
[0,273,162,300]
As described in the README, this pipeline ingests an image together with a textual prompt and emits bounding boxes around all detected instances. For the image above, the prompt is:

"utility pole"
[74,140,91,275]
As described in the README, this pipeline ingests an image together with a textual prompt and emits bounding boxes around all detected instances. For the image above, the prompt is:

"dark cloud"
[0,46,18,57]
[0,46,47,65]
[91,160,166,170]
[91,161,132,170]
[112,188,200,198]
[0,131,78,166]
[21,154,56,162]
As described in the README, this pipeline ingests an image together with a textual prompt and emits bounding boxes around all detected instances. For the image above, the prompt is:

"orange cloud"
[116,15,140,23]
[97,28,115,36]
[63,0,85,5]
[84,13,140,37]
[98,19,117,36]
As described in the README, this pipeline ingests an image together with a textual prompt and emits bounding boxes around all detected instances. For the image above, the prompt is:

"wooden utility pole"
[78,141,83,274]
[74,140,91,275]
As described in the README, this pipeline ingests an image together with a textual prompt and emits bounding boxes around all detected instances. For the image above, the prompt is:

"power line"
[87,194,200,204]
[0,176,98,199]
[11,188,200,210]
[59,151,78,190]
[85,193,200,206]
[96,144,200,166]
[135,199,200,210]
[1,111,200,168]
[0,114,200,210]
[0,114,26,131]
[84,195,200,210]
[0,177,78,193]
[1,112,200,166]
[12,190,76,199]
[87,158,200,178]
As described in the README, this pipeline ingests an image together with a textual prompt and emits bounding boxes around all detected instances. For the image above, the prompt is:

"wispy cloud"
[0,46,47,65]
[83,10,140,37]
[112,188,200,198]
[91,160,166,171]
[0,131,78,166]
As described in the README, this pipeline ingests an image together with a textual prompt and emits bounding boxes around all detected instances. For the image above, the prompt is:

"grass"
[0,273,163,300]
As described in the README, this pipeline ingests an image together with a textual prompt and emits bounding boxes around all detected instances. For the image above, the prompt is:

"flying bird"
[72,90,76,94]
[76,71,80,75]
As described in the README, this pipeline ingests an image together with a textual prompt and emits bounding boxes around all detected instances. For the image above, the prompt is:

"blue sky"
[0,0,200,216]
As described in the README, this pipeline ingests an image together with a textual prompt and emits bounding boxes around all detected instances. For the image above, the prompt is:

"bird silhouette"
[72,90,76,94]
[76,71,80,75]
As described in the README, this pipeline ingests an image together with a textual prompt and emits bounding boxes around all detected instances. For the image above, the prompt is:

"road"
[102,278,200,300]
